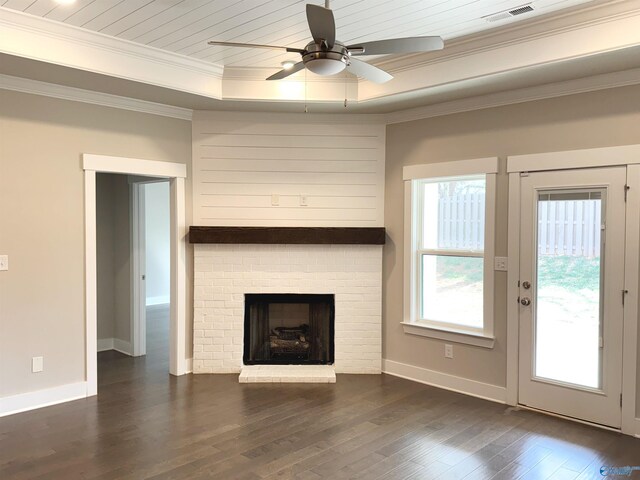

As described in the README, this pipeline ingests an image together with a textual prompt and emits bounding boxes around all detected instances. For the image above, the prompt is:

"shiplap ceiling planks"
[1,0,595,70]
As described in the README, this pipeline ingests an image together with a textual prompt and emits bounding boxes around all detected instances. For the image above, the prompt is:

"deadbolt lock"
[522,281,531,289]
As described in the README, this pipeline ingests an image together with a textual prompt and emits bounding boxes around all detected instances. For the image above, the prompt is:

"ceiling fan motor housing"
[302,41,350,76]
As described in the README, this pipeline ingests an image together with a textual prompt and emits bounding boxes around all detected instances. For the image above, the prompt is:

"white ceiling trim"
[0,8,223,99]
[0,74,193,121]
[222,66,359,84]
[2,2,640,107]
[358,1,640,102]
[385,67,640,125]
[193,109,385,126]
[2,65,638,127]
[221,66,359,105]
[375,0,640,73]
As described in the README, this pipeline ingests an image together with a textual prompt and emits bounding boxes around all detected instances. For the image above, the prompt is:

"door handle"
[520,297,531,306]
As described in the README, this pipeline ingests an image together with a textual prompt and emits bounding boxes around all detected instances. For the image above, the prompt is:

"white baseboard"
[382,359,507,404]
[97,337,114,352]
[113,338,132,356]
[0,382,87,417]
[146,295,170,306]
[98,337,132,356]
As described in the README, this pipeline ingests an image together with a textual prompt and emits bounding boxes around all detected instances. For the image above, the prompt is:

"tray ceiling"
[1,0,595,69]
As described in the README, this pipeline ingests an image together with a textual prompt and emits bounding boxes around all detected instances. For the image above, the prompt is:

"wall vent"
[483,4,535,22]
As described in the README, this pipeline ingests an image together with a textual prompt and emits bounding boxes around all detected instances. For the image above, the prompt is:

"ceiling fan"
[207,0,444,84]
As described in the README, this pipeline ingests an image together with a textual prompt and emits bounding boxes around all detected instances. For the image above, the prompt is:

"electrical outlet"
[494,256,508,271]
[32,356,44,373]
[300,194,308,206]
[444,344,454,359]
[0,255,8,271]
[271,194,280,206]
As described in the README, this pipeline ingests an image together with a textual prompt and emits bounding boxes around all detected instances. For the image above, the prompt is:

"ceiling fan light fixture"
[305,57,346,76]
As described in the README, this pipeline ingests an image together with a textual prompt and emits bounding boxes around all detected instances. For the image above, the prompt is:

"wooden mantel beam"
[188,226,386,245]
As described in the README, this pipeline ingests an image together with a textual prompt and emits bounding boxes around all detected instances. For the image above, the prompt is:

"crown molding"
[385,67,640,125]
[0,8,223,76]
[193,109,385,125]
[358,0,640,101]
[221,66,359,104]
[2,65,638,125]
[222,66,358,84]
[2,2,640,107]
[0,8,223,98]
[0,74,193,121]
[376,0,640,74]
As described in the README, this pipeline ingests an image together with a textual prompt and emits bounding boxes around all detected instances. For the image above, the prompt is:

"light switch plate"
[494,256,508,271]
[444,344,454,359]
[300,195,308,206]
[271,194,280,206]
[0,255,8,271]
[32,356,44,373]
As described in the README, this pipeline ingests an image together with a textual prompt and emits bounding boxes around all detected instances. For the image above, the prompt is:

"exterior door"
[518,167,625,428]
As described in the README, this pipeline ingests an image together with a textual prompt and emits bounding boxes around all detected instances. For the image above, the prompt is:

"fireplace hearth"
[244,294,335,366]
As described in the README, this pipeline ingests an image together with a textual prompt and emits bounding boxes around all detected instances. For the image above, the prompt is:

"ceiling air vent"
[483,4,535,22]
[509,5,534,15]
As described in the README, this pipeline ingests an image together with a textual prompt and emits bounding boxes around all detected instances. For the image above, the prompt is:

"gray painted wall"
[2,83,639,420]
[0,89,192,398]
[384,84,640,414]
[96,173,132,344]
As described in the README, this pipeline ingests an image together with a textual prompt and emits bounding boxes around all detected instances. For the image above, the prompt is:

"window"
[403,158,497,348]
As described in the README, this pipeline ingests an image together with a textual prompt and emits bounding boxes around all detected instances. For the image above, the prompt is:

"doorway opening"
[84,154,187,397]
[139,180,171,364]
[95,174,171,381]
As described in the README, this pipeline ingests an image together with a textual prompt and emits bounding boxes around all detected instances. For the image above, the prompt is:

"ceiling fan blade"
[347,36,444,56]
[207,40,304,54]
[306,4,336,49]
[266,61,306,81]
[346,58,393,84]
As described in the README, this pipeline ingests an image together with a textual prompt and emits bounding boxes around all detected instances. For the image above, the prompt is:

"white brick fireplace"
[192,244,382,376]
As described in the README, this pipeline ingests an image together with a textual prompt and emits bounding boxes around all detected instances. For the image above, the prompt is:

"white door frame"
[506,144,640,436]
[128,176,171,358]
[84,154,187,396]
[130,180,146,357]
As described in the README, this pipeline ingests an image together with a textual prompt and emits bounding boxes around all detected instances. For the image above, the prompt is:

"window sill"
[401,322,495,349]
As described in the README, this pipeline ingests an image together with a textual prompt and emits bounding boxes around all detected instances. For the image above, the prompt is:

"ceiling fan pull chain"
[344,71,348,108]
[304,68,308,113]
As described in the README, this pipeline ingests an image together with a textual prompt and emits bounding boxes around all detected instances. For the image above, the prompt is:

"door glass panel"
[534,190,603,389]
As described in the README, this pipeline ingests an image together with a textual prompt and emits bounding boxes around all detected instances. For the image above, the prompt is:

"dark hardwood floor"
[1,306,638,479]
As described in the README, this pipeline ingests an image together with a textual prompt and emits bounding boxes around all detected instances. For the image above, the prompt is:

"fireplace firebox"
[243,294,335,365]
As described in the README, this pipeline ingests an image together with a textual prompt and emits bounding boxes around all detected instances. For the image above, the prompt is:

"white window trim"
[403,158,498,349]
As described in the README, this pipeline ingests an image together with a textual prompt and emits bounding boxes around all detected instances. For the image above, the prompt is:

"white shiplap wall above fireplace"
[192,111,385,227]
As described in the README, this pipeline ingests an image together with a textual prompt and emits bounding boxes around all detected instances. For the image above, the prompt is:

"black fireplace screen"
[244,294,335,365]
